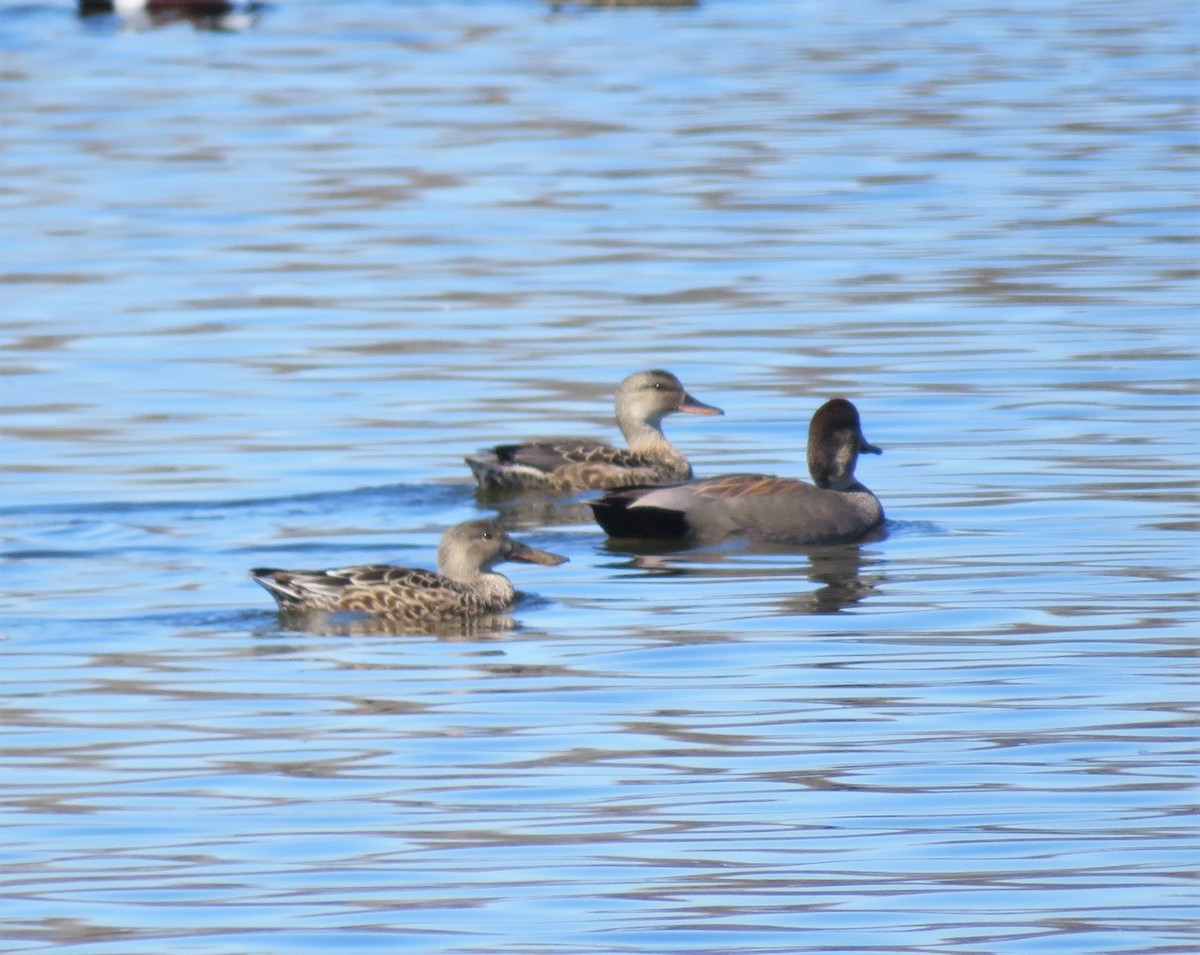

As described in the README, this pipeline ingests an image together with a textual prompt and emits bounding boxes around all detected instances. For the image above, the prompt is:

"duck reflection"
[267,607,518,640]
[548,0,699,9]
[78,0,264,31]
[786,543,881,615]
[604,536,884,615]
[479,490,597,531]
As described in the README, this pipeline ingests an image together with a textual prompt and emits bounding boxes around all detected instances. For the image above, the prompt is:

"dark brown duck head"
[613,369,723,442]
[807,398,882,492]
[436,519,568,583]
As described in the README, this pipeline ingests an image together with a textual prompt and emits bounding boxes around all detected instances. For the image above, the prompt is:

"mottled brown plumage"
[590,398,885,545]
[465,369,723,493]
[250,519,567,620]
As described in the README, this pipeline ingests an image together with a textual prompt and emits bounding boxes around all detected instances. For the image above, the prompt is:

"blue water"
[0,1,1197,952]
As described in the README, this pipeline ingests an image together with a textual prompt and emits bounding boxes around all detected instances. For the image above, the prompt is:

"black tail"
[589,489,690,540]
[249,567,302,607]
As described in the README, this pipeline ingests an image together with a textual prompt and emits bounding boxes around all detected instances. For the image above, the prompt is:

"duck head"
[807,398,881,491]
[614,369,723,435]
[438,519,569,580]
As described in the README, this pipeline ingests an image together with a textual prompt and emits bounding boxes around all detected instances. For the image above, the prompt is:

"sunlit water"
[0,1,1196,952]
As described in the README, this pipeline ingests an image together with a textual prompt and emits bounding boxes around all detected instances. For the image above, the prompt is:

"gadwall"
[590,398,884,545]
[78,0,263,29]
[465,369,723,493]
[250,519,568,619]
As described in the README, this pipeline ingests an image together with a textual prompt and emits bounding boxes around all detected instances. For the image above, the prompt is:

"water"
[0,1,1197,952]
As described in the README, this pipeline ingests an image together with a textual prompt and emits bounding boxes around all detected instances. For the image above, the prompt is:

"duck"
[78,0,263,30]
[250,519,567,620]
[590,397,884,545]
[465,369,723,494]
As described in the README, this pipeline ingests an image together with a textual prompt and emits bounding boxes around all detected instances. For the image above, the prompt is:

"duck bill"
[507,541,570,567]
[676,392,724,416]
[859,438,883,455]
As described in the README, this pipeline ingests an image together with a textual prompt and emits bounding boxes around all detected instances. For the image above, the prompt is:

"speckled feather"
[251,564,511,619]
[481,441,692,492]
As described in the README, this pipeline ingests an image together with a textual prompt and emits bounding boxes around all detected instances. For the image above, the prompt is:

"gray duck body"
[590,398,884,545]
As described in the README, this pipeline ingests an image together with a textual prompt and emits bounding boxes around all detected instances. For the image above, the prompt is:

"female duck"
[590,398,884,545]
[251,519,567,620]
[465,369,722,493]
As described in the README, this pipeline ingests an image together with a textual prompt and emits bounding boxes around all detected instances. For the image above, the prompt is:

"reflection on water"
[549,0,700,10]
[787,544,882,614]
[611,539,886,615]
[484,491,598,529]
[269,606,519,639]
[0,0,1196,953]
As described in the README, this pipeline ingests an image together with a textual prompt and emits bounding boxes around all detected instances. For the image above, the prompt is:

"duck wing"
[468,439,678,492]
[492,439,637,473]
[590,473,789,539]
[592,473,878,544]
[645,474,809,504]
[251,564,455,612]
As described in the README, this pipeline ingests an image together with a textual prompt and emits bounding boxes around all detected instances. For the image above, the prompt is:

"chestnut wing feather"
[629,473,811,510]
[685,474,809,500]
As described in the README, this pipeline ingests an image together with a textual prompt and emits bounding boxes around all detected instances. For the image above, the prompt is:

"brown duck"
[590,398,884,545]
[250,519,567,619]
[465,369,723,493]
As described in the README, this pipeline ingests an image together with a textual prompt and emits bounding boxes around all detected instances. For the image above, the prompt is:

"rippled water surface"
[1,1,1197,952]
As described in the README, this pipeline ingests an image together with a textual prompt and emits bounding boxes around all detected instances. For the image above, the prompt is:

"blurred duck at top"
[78,0,264,30]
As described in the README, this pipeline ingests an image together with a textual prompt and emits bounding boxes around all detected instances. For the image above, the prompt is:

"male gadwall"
[78,0,263,29]
[251,519,568,619]
[465,369,723,493]
[590,398,884,545]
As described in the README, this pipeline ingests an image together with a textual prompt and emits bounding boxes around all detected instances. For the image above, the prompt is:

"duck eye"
[481,531,493,540]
